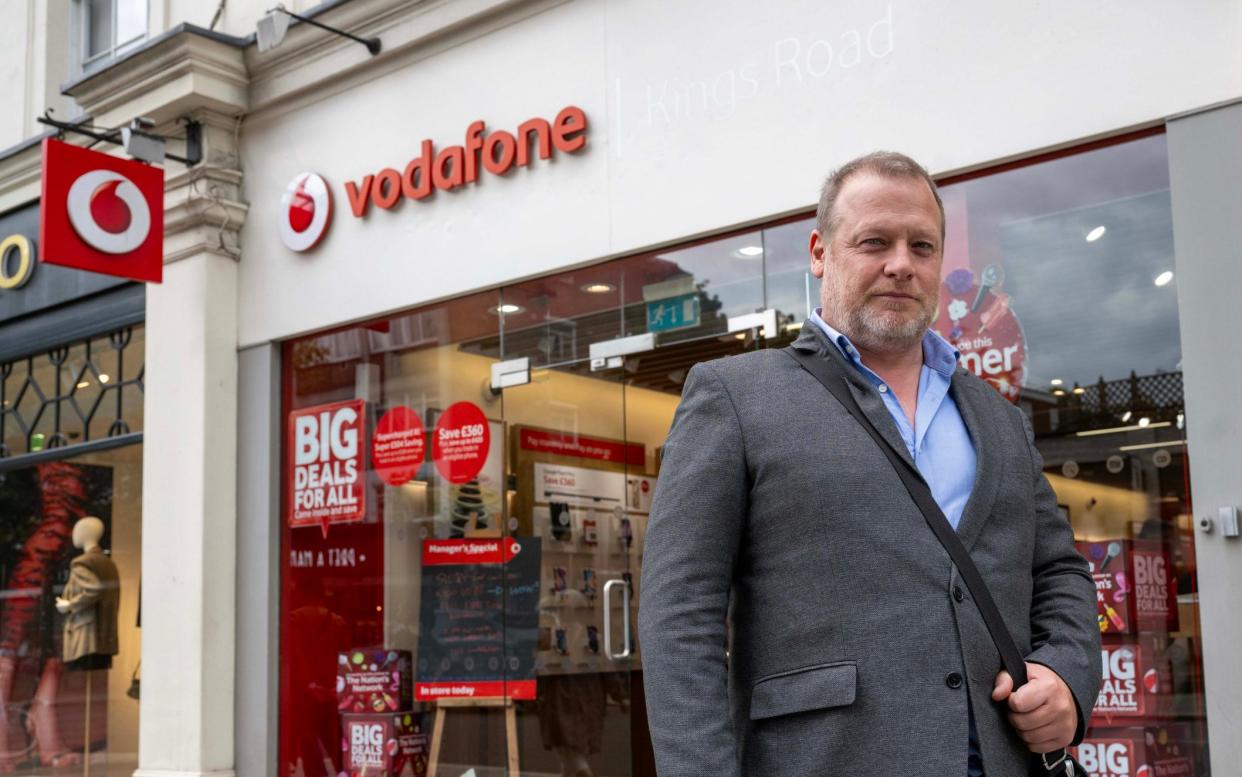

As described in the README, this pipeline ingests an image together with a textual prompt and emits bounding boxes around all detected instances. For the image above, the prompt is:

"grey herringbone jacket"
[638,323,1100,777]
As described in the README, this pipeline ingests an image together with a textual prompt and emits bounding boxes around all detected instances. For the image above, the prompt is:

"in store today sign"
[277,105,589,253]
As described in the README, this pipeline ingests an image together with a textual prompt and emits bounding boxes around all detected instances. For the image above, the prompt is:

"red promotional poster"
[340,712,428,777]
[39,138,165,283]
[518,428,645,466]
[432,402,489,484]
[1131,540,1178,632]
[1078,539,1136,635]
[1096,640,1164,722]
[288,399,367,536]
[1077,539,1179,636]
[1145,723,1196,777]
[934,266,1027,403]
[1073,734,1143,777]
[337,648,413,713]
[372,406,426,486]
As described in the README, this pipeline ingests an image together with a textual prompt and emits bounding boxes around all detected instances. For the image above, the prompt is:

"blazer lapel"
[949,371,1001,551]
[792,322,917,472]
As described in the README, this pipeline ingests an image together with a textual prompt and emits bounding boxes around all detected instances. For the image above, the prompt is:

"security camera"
[130,116,156,130]
[1198,516,1213,533]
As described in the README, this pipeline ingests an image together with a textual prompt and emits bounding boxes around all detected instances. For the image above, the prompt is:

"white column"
[1168,100,1242,777]
[135,250,239,777]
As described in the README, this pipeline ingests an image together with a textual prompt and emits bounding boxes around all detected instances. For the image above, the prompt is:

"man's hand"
[992,662,1077,753]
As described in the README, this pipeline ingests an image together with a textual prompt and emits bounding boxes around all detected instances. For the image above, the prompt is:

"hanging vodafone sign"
[40,138,164,283]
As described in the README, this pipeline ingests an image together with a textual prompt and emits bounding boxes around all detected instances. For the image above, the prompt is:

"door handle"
[603,578,631,660]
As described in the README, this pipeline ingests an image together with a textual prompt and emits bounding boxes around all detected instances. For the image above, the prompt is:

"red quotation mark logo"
[279,172,332,252]
[66,170,151,254]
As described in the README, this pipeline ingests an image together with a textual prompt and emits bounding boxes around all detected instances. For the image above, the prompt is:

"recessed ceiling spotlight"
[581,282,616,294]
[491,303,524,315]
[1154,271,1174,287]
[1050,378,1063,387]
[76,381,90,389]
[1086,226,1106,242]
[99,373,110,384]
[1138,417,1151,428]
[1053,389,1066,397]
[1121,410,1132,422]
[735,245,764,258]
[1072,387,1085,395]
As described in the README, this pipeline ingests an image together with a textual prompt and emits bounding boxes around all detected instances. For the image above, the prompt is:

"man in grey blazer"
[638,152,1100,776]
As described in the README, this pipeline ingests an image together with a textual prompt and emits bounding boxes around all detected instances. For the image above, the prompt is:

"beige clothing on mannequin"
[61,547,120,664]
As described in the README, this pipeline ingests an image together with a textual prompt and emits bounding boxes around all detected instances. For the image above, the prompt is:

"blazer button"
[952,586,965,603]
[945,672,964,689]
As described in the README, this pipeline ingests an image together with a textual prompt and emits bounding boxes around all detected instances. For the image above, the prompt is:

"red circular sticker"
[432,402,490,484]
[371,406,426,486]
[934,266,1027,404]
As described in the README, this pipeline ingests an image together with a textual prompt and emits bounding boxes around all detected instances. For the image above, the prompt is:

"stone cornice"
[65,30,249,129]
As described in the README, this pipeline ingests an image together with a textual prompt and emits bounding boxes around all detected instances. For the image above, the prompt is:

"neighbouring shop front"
[271,131,1212,777]
[0,201,145,776]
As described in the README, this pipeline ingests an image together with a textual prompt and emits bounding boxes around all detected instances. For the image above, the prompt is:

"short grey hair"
[815,151,945,239]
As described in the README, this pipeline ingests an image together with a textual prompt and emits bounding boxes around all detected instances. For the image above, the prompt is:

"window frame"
[73,0,149,76]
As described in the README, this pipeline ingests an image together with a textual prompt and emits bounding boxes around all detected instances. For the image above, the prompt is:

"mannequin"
[55,517,120,670]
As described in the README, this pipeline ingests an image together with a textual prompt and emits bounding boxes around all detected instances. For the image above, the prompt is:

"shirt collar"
[810,308,960,378]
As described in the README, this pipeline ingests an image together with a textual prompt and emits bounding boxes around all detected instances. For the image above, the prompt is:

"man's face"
[810,172,943,354]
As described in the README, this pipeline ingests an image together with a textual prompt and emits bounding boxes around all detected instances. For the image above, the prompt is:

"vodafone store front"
[229,4,1242,777]
[259,131,1217,777]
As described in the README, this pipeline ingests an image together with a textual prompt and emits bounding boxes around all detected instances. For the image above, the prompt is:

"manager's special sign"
[288,399,366,535]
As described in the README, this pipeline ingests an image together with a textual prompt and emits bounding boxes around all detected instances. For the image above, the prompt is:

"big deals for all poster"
[288,399,366,536]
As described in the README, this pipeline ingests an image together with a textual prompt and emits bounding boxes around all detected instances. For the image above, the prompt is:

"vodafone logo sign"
[40,138,164,283]
[66,170,151,254]
[279,172,332,252]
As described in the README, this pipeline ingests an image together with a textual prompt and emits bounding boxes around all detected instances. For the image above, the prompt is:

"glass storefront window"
[0,444,143,776]
[932,133,1208,772]
[279,131,1210,776]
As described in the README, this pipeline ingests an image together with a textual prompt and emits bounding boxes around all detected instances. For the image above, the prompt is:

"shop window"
[0,444,143,775]
[279,131,1208,777]
[933,133,1207,772]
[1,326,145,458]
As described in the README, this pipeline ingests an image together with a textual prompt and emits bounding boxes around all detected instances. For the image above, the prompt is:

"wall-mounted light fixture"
[257,4,382,56]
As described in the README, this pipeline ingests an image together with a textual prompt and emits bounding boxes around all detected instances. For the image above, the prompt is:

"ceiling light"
[735,245,764,258]
[1138,417,1150,427]
[76,381,90,389]
[1050,378,1063,387]
[1121,410,1132,422]
[734,332,747,340]
[99,373,110,384]
[491,304,524,315]
[1177,412,1184,430]
[783,322,803,332]
[1053,389,1066,397]
[581,283,616,294]
[1119,440,1185,452]
[1072,387,1085,395]
[1154,271,1174,287]
[1086,226,1106,242]
[1076,422,1171,437]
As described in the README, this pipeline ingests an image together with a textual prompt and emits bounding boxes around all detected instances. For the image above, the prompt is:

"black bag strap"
[785,346,1030,689]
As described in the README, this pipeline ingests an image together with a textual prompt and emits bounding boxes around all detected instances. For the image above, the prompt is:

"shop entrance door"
[499,359,637,777]
[497,326,768,777]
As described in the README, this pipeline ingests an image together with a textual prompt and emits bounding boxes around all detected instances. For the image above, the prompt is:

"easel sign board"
[414,537,541,701]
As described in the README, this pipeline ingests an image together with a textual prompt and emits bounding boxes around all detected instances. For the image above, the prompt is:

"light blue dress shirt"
[809,309,985,776]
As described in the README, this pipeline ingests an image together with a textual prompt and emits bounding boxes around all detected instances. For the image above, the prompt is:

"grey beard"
[841,300,934,354]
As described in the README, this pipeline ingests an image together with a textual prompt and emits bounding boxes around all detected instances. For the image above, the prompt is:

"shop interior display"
[0,456,141,777]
